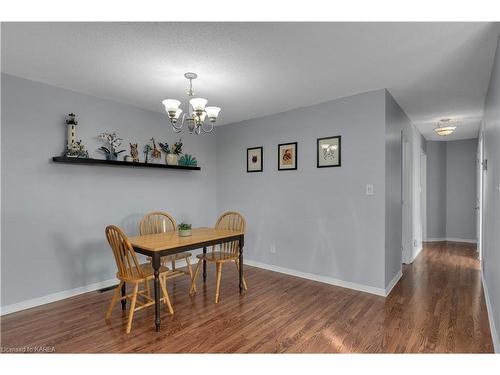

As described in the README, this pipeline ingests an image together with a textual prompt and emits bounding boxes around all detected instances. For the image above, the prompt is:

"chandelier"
[434,118,457,136]
[162,72,221,134]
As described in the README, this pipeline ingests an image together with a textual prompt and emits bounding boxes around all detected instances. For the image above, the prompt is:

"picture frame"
[317,136,341,168]
[278,142,298,171]
[247,146,263,172]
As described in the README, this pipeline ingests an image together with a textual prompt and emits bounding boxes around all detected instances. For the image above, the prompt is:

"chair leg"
[126,283,139,334]
[186,256,196,292]
[215,262,222,304]
[145,279,151,298]
[235,260,248,291]
[160,275,174,315]
[105,281,123,320]
[190,259,202,295]
[172,260,176,271]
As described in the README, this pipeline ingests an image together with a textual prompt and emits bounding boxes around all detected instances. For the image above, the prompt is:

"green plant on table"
[178,223,192,230]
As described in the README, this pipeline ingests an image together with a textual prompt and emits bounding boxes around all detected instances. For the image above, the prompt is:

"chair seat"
[117,263,170,282]
[196,251,239,263]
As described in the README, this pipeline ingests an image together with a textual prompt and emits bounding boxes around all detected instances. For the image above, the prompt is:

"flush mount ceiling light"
[162,72,221,134]
[434,118,457,136]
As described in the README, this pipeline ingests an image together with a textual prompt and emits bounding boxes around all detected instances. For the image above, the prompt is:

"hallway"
[388,241,492,352]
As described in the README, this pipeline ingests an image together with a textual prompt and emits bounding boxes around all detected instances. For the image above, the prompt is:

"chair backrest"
[215,211,246,255]
[138,211,177,235]
[105,225,144,280]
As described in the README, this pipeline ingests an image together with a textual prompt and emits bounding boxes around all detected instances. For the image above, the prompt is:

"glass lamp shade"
[174,108,183,119]
[434,126,456,136]
[162,99,181,115]
[205,106,221,122]
[189,98,208,112]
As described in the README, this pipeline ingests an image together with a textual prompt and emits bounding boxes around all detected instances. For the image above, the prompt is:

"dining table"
[128,227,245,332]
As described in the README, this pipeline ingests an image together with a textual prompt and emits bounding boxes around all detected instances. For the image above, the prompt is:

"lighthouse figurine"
[63,113,89,158]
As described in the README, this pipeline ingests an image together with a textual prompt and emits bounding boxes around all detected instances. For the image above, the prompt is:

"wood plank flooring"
[0,242,494,353]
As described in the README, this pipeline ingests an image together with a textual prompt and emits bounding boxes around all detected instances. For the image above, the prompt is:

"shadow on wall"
[53,234,113,289]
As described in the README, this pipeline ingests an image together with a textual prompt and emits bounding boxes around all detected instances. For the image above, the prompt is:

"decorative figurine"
[151,138,161,160]
[98,132,126,161]
[63,113,89,158]
[143,144,152,164]
[178,154,198,167]
[129,143,139,162]
[159,138,183,165]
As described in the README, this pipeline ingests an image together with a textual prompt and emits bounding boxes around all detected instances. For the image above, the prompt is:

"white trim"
[385,269,402,296]
[245,259,387,297]
[425,237,477,244]
[0,278,117,316]
[482,269,499,353]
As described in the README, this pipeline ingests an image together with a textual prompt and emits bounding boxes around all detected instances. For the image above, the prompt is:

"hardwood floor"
[0,242,493,353]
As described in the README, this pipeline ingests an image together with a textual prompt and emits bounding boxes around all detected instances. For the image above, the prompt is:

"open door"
[402,137,412,264]
[476,132,484,261]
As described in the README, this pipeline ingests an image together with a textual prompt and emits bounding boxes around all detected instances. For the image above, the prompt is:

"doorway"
[476,132,484,261]
[402,138,412,264]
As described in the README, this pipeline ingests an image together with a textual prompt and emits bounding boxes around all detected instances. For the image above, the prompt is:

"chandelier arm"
[201,118,215,133]
[171,113,186,132]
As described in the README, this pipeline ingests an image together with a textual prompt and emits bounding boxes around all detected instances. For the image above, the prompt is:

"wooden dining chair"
[190,211,247,303]
[104,225,174,334]
[139,211,195,291]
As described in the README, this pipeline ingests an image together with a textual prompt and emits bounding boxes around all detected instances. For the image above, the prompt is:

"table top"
[128,227,244,252]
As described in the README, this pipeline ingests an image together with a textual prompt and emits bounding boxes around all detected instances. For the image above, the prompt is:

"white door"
[402,139,412,264]
[476,133,484,260]
[420,152,427,242]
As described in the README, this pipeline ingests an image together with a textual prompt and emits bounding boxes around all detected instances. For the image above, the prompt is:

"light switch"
[366,184,374,196]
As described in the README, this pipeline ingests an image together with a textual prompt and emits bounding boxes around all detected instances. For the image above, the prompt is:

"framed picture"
[317,136,341,168]
[247,146,263,172]
[278,142,297,170]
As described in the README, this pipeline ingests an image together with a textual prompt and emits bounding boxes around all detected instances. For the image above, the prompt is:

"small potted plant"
[159,138,183,165]
[98,132,126,161]
[178,222,192,237]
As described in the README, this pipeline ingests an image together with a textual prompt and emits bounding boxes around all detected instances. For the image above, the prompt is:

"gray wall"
[426,141,447,238]
[481,37,500,352]
[1,74,217,307]
[216,90,389,290]
[426,139,477,241]
[446,139,477,240]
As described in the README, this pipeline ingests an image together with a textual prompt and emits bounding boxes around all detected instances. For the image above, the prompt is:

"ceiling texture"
[2,22,499,140]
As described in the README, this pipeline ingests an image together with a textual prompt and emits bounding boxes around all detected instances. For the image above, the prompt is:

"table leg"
[203,246,207,282]
[239,235,244,294]
[121,282,126,310]
[152,254,161,332]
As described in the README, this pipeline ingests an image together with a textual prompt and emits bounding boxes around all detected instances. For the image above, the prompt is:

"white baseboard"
[245,259,387,297]
[426,237,477,244]
[385,269,402,296]
[482,270,499,353]
[0,278,117,316]
[0,256,197,316]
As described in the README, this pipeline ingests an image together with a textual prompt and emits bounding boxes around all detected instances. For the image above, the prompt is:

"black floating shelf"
[52,156,201,170]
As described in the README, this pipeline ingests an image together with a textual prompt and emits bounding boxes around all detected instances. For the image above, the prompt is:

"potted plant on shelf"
[159,138,183,165]
[98,132,126,161]
[178,222,192,237]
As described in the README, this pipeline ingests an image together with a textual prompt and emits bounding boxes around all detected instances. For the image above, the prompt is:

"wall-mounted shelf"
[52,156,201,170]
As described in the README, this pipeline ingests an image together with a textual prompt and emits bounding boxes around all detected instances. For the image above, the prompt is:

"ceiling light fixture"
[162,72,221,134]
[434,118,457,136]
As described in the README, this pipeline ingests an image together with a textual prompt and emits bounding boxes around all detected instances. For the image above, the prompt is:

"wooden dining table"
[128,227,245,332]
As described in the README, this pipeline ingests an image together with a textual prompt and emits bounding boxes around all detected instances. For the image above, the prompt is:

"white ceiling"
[2,22,499,140]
